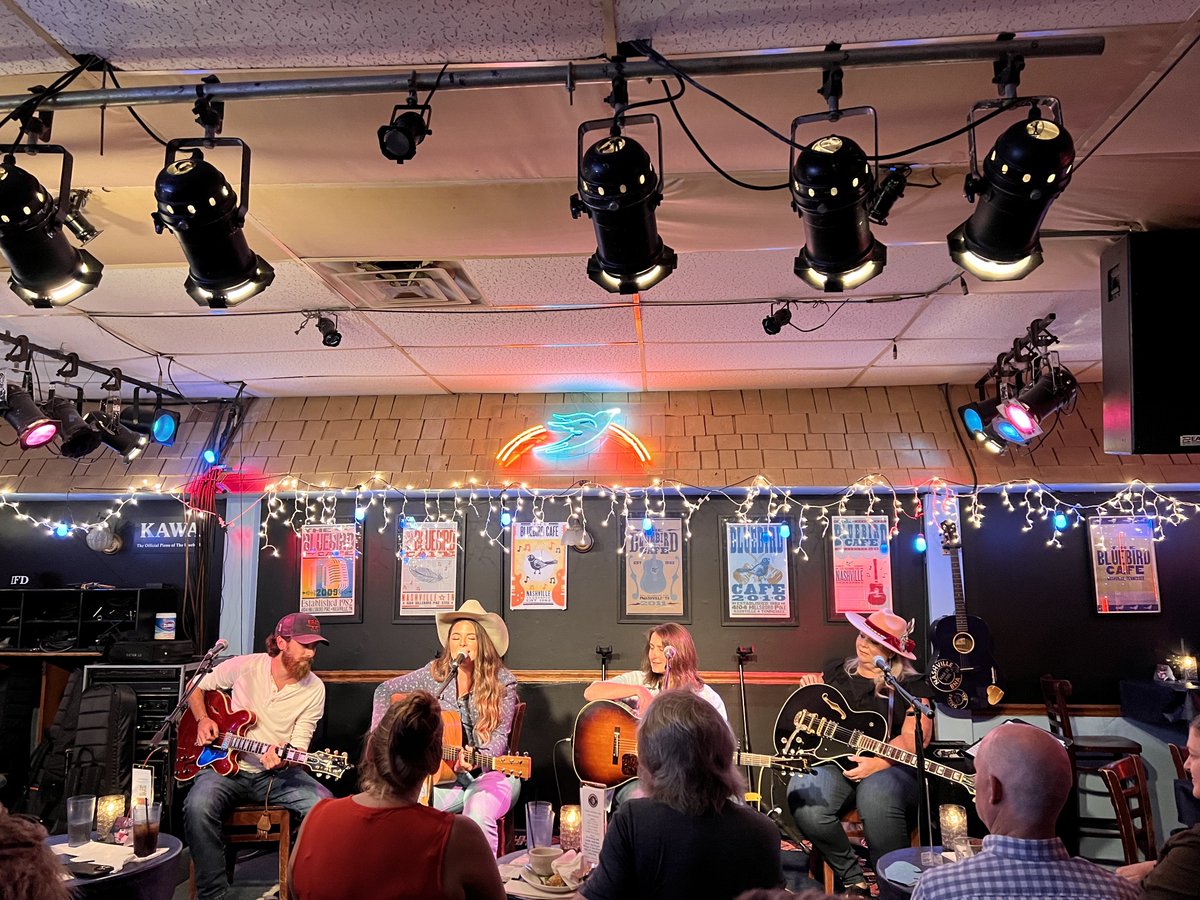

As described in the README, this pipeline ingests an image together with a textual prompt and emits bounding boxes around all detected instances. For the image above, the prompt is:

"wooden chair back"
[1099,754,1157,865]
[1170,743,1188,781]
[1040,675,1075,743]
[495,700,527,856]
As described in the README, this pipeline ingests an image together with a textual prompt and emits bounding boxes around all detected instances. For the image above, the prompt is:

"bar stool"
[808,808,919,893]
[189,804,292,900]
[1040,675,1143,770]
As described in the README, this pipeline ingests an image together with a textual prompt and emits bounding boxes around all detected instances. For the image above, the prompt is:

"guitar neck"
[218,733,309,765]
[948,552,969,633]
[735,750,780,768]
[844,730,974,792]
[441,744,497,772]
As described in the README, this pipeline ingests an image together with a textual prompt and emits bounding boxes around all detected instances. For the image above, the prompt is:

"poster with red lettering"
[299,523,359,616]
[509,520,567,610]
[830,515,893,616]
[396,521,461,618]
[1089,516,1160,614]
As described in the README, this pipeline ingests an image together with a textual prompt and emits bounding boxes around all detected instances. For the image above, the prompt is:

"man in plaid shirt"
[912,722,1137,899]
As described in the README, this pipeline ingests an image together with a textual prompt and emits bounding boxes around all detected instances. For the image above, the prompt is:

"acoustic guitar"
[571,698,807,788]
[928,520,1004,710]
[773,683,975,794]
[175,691,353,781]
[390,694,532,784]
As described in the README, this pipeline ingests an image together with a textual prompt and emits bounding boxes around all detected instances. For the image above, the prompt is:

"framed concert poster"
[720,519,798,626]
[299,523,360,618]
[1088,516,1160,614]
[620,516,689,623]
[393,520,464,621]
[830,515,894,616]
[509,520,568,611]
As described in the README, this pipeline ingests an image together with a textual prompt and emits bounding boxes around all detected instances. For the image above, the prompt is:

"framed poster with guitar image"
[620,516,688,623]
[720,517,799,626]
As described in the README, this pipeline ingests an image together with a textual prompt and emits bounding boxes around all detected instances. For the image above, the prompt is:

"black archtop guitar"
[927,520,1004,710]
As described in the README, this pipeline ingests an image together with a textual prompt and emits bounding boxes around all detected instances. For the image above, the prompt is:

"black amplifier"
[108,639,196,664]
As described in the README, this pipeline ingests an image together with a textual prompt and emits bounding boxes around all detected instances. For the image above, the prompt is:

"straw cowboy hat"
[436,599,509,657]
[845,610,917,660]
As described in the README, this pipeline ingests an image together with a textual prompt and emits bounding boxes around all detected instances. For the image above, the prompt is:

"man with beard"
[184,614,332,900]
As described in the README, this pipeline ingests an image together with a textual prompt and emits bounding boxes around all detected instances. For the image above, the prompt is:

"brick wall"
[3,383,1199,494]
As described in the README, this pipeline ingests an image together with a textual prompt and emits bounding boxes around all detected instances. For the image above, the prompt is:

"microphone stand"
[596,645,613,680]
[436,654,464,701]
[149,641,226,748]
[878,664,936,858]
[735,645,757,803]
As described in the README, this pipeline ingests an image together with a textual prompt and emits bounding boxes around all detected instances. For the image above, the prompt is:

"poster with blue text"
[724,521,792,621]
[1088,516,1160,614]
[396,521,460,617]
[623,517,685,619]
[299,523,359,616]
[831,515,893,616]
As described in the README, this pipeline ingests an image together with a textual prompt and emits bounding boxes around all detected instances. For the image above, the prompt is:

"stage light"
[120,403,180,446]
[790,135,886,292]
[316,315,342,348]
[914,533,928,553]
[570,115,676,294]
[2,383,58,449]
[63,189,102,245]
[153,140,275,308]
[43,395,102,459]
[85,408,148,462]
[997,366,1078,440]
[0,153,103,308]
[378,102,431,164]
[958,396,1002,441]
[762,305,792,336]
[948,107,1074,281]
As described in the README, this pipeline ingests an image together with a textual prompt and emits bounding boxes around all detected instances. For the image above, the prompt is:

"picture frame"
[828,515,895,618]
[619,515,690,624]
[298,522,363,621]
[719,517,799,626]
[392,518,466,623]
[1088,516,1161,614]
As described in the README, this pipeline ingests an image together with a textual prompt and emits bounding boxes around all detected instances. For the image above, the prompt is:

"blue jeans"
[787,763,919,886]
[184,767,331,900]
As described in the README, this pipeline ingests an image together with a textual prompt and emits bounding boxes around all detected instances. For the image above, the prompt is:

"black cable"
[662,81,788,191]
[942,382,978,494]
[0,55,99,135]
[103,63,169,147]
[785,300,850,334]
[620,75,685,115]
[552,736,571,809]
[423,63,450,107]
[873,103,1015,161]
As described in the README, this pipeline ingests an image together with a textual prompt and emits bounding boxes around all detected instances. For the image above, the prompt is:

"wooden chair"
[494,700,527,855]
[189,805,292,900]
[1170,743,1188,781]
[1040,676,1143,771]
[1099,755,1157,865]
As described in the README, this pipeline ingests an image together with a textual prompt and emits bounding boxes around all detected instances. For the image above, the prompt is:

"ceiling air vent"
[308,259,483,309]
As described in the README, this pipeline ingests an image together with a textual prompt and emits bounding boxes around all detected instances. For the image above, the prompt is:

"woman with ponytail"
[290,691,504,900]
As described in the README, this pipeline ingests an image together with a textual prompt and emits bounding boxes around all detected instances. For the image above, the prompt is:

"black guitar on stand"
[928,520,1004,710]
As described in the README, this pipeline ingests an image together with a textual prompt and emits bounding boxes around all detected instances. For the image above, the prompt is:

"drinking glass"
[66,795,96,847]
[131,801,162,857]
[526,801,555,849]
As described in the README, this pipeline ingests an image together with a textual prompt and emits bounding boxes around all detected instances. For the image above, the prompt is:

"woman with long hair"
[580,690,783,899]
[370,599,519,854]
[0,805,70,900]
[786,610,933,897]
[291,691,504,899]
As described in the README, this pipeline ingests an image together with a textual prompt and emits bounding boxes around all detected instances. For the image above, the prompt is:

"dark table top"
[48,833,183,900]
[876,846,948,900]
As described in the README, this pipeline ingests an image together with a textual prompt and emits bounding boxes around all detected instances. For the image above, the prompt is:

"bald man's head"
[974,723,1073,837]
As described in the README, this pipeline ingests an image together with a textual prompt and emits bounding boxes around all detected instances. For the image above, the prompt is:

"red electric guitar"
[175,691,353,781]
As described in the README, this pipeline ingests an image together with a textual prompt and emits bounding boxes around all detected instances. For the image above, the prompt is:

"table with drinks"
[47,793,183,900]
[497,800,588,899]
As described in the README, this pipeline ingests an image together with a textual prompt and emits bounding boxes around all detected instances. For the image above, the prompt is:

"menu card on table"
[579,781,607,866]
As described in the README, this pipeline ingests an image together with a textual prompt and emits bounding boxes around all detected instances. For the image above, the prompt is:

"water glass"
[953,836,984,861]
[131,801,162,857]
[66,794,97,847]
[526,800,555,849]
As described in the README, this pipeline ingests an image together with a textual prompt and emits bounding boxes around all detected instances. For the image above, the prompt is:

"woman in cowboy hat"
[786,610,933,898]
[370,599,519,855]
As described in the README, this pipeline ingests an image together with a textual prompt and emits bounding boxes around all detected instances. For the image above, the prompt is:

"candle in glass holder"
[560,804,582,852]
[96,795,126,840]
[939,804,967,845]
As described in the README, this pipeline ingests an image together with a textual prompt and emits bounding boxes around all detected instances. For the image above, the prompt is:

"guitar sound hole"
[951,632,975,654]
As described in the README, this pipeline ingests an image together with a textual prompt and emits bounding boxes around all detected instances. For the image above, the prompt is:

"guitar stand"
[735,645,757,803]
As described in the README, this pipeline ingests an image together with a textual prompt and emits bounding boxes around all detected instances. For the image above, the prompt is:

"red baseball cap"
[275,613,329,646]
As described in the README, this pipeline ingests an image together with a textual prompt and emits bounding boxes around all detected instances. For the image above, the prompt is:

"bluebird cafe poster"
[299,523,359,616]
[724,521,792,620]
[623,517,685,618]
[831,515,893,615]
[510,520,568,611]
[1088,516,1161,614]
[395,521,460,618]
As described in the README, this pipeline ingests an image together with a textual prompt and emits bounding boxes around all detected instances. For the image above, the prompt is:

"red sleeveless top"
[291,796,455,899]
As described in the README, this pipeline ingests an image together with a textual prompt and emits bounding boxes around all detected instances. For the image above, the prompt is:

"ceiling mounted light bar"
[0,331,185,401]
[3,36,1104,114]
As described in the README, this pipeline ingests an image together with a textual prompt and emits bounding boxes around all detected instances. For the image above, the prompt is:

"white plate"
[518,868,574,894]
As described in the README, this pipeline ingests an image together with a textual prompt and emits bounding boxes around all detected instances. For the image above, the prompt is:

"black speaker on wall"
[1100,230,1200,455]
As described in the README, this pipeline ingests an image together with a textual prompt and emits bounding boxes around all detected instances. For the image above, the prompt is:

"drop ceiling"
[0,1,1198,398]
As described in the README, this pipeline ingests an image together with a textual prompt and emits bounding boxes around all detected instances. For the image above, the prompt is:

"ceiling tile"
[409,345,642,376]
[173,348,425,381]
[646,369,862,390]
[242,375,443,397]
[644,340,886,370]
[364,306,637,346]
[437,372,644,393]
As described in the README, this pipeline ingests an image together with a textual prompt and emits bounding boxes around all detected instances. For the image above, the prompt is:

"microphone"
[873,655,935,717]
[872,655,889,671]
[450,651,468,669]
[664,646,676,661]
[207,638,229,657]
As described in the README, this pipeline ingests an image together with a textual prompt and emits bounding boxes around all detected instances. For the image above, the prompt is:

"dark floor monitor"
[1101,230,1200,455]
